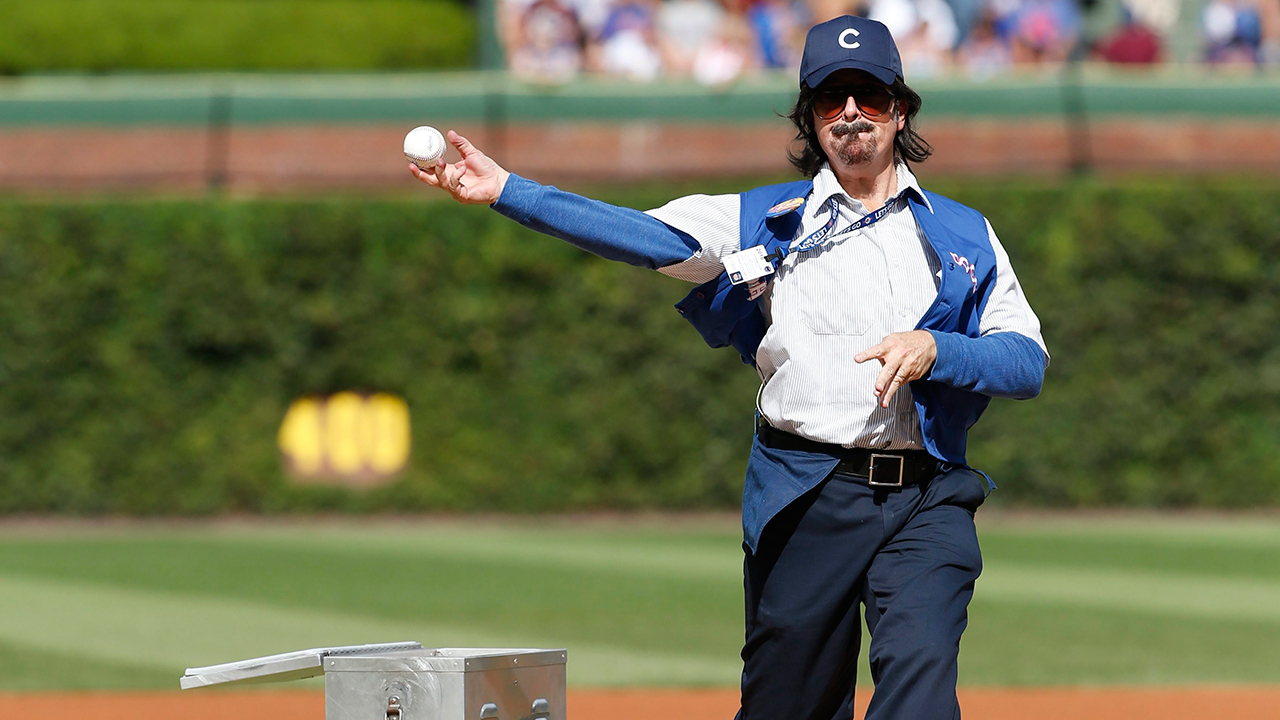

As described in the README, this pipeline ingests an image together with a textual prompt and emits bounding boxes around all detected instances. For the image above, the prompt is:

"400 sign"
[277,392,411,486]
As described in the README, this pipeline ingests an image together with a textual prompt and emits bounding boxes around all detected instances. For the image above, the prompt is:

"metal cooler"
[180,642,568,720]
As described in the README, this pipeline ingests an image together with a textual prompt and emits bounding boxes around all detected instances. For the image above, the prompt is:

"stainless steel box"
[325,648,567,720]
[181,643,567,720]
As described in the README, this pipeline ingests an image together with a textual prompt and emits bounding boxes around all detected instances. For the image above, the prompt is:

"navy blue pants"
[736,465,987,720]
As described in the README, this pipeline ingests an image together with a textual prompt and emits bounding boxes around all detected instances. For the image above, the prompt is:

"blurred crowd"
[498,0,1280,82]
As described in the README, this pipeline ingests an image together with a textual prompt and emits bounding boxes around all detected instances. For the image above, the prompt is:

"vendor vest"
[674,179,998,465]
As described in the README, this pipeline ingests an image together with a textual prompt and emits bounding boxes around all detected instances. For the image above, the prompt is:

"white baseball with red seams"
[404,126,445,168]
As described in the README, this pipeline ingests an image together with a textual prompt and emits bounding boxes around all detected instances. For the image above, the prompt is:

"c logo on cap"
[839,28,860,49]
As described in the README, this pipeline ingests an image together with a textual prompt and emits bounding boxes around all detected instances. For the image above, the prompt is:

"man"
[413,15,1047,720]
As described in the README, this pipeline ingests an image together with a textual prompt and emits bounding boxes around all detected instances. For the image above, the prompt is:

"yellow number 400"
[277,392,411,486]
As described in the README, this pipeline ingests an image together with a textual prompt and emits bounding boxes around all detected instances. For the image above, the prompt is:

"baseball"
[404,126,445,168]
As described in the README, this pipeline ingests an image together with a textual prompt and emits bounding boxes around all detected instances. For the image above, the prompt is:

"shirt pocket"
[790,254,873,336]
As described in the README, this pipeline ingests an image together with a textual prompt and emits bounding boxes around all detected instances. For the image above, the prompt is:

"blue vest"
[674,179,1000,550]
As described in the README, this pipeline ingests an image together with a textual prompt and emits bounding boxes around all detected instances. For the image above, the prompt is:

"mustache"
[831,120,875,138]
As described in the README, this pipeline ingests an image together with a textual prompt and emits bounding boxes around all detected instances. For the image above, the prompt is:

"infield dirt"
[3,687,1279,720]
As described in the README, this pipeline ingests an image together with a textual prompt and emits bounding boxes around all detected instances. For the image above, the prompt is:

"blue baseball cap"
[799,16,903,89]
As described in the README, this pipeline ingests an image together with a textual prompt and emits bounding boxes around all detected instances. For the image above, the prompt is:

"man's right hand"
[409,130,510,205]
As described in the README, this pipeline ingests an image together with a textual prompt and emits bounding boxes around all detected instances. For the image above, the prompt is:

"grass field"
[0,514,1276,692]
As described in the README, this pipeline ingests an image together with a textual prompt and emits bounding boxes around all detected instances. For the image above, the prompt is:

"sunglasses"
[813,85,896,120]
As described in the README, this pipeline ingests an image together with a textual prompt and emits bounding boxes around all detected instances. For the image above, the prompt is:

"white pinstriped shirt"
[646,162,1047,450]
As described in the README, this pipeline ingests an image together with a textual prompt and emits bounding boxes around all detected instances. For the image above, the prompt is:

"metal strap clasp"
[867,454,904,488]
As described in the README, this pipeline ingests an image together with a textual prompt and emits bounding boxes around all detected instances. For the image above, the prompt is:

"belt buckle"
[867,454,904,488]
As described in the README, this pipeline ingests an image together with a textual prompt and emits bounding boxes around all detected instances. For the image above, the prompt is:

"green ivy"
[0,0,474,74]
[0,178,1276,514]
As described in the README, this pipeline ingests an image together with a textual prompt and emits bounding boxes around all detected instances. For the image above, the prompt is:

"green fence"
[3,70,1280,127]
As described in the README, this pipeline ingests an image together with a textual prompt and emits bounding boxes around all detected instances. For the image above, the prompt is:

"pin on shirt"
[765,197,806,217]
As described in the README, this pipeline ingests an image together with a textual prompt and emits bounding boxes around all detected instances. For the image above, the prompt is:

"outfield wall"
[1,181,1276,514]
[1,71,1279,190]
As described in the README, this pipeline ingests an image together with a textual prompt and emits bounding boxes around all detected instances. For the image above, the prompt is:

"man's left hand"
[855,330,937,408]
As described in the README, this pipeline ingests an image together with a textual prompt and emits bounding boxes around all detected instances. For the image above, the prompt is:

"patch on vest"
[950,252,979,293]
[765,197,805,217]
[747,279,770,300]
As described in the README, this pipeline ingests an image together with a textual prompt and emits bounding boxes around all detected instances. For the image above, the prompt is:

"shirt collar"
[895,162,933,213]
[811,160,933,215]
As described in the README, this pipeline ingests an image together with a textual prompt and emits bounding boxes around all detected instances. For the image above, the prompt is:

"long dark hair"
[786,78,932,177]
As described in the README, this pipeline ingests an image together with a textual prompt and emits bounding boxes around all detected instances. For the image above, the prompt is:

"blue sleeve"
[925,330,1046,400]
[491,173,701,270]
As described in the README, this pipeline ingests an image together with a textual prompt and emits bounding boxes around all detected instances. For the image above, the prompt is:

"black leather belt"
[756,420,939,489]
